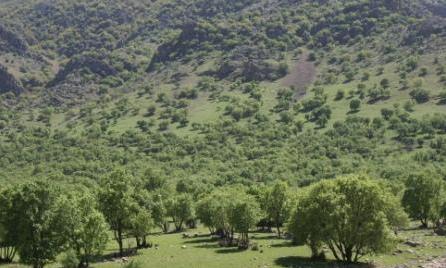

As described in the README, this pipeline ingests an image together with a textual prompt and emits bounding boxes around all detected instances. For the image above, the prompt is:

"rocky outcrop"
[49,55,118,86]
[0,64,24,95]
[404,16,446,44]
[422,0,446,17]
[0,24,28,55]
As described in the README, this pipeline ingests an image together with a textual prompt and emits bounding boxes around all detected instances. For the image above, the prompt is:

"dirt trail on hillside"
[280,52,316,100]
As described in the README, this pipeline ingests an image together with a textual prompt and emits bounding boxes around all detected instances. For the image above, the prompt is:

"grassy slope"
[42,48,445,138]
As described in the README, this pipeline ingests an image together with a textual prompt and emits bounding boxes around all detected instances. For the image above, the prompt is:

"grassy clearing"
[3,224,442,268]
[95,226,446,268]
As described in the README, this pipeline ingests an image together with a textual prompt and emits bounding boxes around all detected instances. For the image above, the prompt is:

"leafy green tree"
[98,169,138,256]
[152,189,171,233]
[196,190,232,238]
[288,175,407,262]
[381,108,394,120]
[196,195,220,234]
[1,181,67,268]
[306,105,331,128]
[419,67,428,76]
[361,72,370,81]
[197,187,260,247]
[143,169,167,192]
[335,90,345,100]
[56,189,109,267]
[410,88,430,103]
[380,78,390,89]
[263,181,291,237]
[167,194,194,231]
[129,208,153,249]
[228,194,261,248]
[0,188,17,263]
[402,171,445,228]
[349,99,361,112]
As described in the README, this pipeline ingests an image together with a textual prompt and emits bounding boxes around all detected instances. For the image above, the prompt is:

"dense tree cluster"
[0,170,445,267]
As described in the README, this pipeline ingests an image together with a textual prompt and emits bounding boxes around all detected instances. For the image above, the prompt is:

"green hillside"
[0,0,445,183]
[0,0,446,267]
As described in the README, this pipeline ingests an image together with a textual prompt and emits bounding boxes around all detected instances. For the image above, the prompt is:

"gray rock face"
[49,55,118,87]
[0,24,28,55]
[0,64,24,95]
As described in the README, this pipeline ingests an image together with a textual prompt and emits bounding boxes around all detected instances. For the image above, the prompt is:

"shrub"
[335,90,345,100]
[159,120,169,131]
[380,78,390,89]
[349,99,361,112]
[404,101,415,112]
[60,250,79,268]
[419,67,428,76]
[410,88,430,103]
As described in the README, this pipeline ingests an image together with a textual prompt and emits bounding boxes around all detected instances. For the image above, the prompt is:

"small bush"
[335,90,345,100]
[410,88,430,103]
[419,67,428,76]
[349,99,361,112]
[60,250,79,268]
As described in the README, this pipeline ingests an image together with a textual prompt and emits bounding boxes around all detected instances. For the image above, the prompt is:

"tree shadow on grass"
[193,243,221,249]
[251,235,278,240]
[346,110,359,115]
[183,237,218,244]
[270,242,295,248]
[214,248,244,254]
[275,256,372,268]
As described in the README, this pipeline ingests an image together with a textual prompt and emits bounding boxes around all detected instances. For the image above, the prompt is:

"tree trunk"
[176,220,183,232]
[327,242,341,261]
[345,246,353,263]
[162,222,169,233]
[117,228,124,257]
[421,218,428,228]
[276,224,281,238]
[142,236,147,247]
[136,236,141,248]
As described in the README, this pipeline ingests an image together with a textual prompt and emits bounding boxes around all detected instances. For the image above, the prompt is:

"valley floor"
[3,224,443,268]
[95,227,446,268]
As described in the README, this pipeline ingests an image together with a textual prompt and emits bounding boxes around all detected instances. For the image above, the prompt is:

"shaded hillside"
[0,64,24,95]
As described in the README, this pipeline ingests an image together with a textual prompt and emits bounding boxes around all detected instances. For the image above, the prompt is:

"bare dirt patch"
[280,52,316,99]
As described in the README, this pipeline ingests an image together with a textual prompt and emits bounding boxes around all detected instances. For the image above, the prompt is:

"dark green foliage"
[98,170,139,256]
[56,190,109,267]
[167,194,194,232]
[288,175,408,262]
[349,99,361,112]
[410,88,430,103]
[0,181,67,268]
[402,171,445,227]
[335,90,345,100]
[380,78,390,89]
